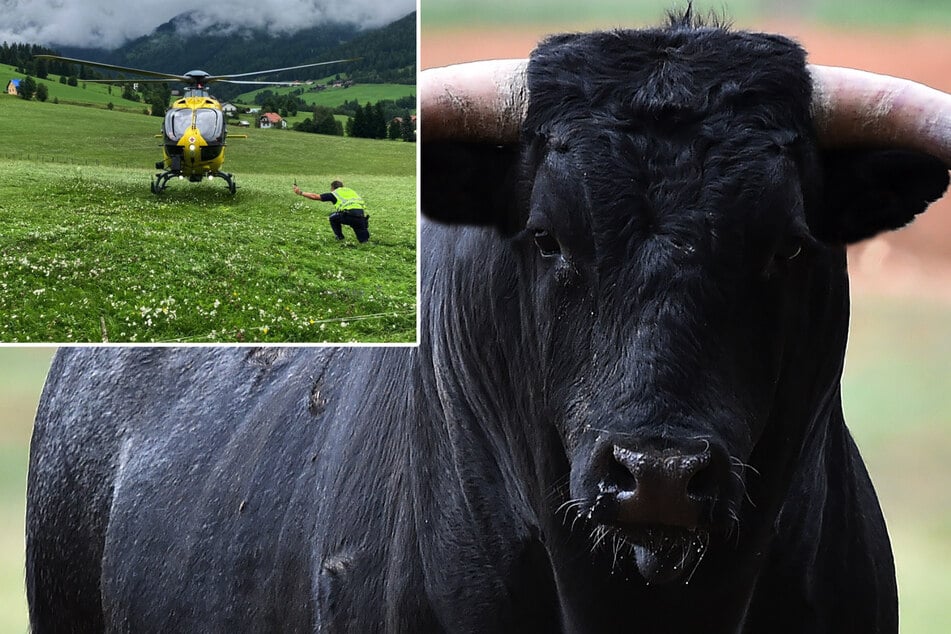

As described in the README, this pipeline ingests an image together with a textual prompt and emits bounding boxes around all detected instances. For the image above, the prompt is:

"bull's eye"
[763,236,807,278]
[533,229,562,258]
[777,238,803,260]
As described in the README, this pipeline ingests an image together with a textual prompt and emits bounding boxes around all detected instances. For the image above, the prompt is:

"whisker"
[591,526,613,552]
[611,534,623,572]
[684,531,710,585]
[729,456,761,477]
[544,473,572,505]
[556,498,586,516]
[570,510,587,534]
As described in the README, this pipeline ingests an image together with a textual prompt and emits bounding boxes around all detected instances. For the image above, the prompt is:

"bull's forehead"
[524,26,813,152]
[522,26,814,249]
[524,115,807,253]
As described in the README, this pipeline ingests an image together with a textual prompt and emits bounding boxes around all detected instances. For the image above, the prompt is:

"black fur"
[28,19,949,634]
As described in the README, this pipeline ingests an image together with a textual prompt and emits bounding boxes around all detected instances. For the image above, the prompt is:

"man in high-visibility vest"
[293,180,370,243]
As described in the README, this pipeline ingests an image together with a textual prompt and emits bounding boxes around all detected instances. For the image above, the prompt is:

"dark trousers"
[329,212,370,243]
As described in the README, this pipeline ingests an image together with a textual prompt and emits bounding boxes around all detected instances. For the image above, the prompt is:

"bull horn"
[420,59,529,144]
[420,59,951,168]
[809,65,951,167]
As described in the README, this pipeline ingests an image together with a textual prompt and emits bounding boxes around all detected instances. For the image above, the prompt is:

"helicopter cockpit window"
[195,109,224,142]
[164,109,193,142]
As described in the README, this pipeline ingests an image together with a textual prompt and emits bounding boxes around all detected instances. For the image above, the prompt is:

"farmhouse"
[221,102,238,116]
[6,79,20,96]
[259,112,286,129]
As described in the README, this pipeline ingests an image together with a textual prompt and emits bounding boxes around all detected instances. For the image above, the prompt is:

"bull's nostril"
[686,459,718,501]
[607,451,638,491]
[602,443,721,528]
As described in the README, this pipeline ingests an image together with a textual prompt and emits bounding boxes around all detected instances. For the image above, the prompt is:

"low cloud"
[0,0,415,49]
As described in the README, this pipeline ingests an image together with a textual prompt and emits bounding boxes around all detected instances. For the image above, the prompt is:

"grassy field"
[2,62,150,113]
[1,298,950,631]
[233,82,416,130]
[235,83,415,110]
[0,95,417,343]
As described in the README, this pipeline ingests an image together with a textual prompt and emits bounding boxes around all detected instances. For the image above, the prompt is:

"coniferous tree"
[150,96,167,118]
[18,76,36,100]
[349,104,366,138]
[388,119,402,140]
[400,117,415,142]
[295,106,343,136]
[372,102,387,139]
[313,107,342,135]
[122,84,139,102]
[361,103,376,138]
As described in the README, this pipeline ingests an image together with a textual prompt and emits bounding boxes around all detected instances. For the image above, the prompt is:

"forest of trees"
[292,98,415,142]
[2,42,66,76]
[294,106,344,136]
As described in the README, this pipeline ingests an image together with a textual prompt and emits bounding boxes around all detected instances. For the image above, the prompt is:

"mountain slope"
[56,11,415,100]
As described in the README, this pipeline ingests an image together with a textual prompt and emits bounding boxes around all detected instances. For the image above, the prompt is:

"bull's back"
[26,347,352,633]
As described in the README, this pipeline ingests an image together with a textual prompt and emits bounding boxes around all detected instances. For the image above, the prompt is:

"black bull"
[28,24,950,634]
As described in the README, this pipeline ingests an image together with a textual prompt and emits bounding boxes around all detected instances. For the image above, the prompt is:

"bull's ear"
[809,149,950,244]
[421,141,524,234]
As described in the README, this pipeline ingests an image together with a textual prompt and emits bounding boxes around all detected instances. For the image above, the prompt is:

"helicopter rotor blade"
[216,80,299,86]
[208,58,361,82]
[34,55,188,82]
[81,78,182,84]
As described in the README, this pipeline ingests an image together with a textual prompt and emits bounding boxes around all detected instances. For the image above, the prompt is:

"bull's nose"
[602,444,717,528]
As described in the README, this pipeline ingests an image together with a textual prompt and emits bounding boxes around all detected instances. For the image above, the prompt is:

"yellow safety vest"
[333,187,365,212]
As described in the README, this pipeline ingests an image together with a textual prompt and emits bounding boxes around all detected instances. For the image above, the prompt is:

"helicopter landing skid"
[150,171,237,195]
[220,172,238,195]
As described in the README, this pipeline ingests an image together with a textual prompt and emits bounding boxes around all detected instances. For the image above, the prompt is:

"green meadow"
[2,63,414,115]
[3,62,149,113]
[232,79,416,129]
[235,82,415,110]
[0,86,416,343]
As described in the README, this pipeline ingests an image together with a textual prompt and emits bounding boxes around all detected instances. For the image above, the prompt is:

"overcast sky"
[0,0,416,49]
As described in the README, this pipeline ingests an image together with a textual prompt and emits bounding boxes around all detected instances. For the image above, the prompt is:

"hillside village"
[4,62,416,141]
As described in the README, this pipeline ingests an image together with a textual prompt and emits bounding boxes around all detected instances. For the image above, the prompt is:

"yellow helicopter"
[36,55,357,194]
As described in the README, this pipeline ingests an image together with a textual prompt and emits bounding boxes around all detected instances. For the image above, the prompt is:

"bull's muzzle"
[582,439,731,584]
[590,444,721,529]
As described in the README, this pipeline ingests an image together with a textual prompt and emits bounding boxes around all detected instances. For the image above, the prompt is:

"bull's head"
[421,24,950,585]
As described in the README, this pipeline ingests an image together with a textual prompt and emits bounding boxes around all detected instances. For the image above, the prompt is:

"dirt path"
[422,24,951,301]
